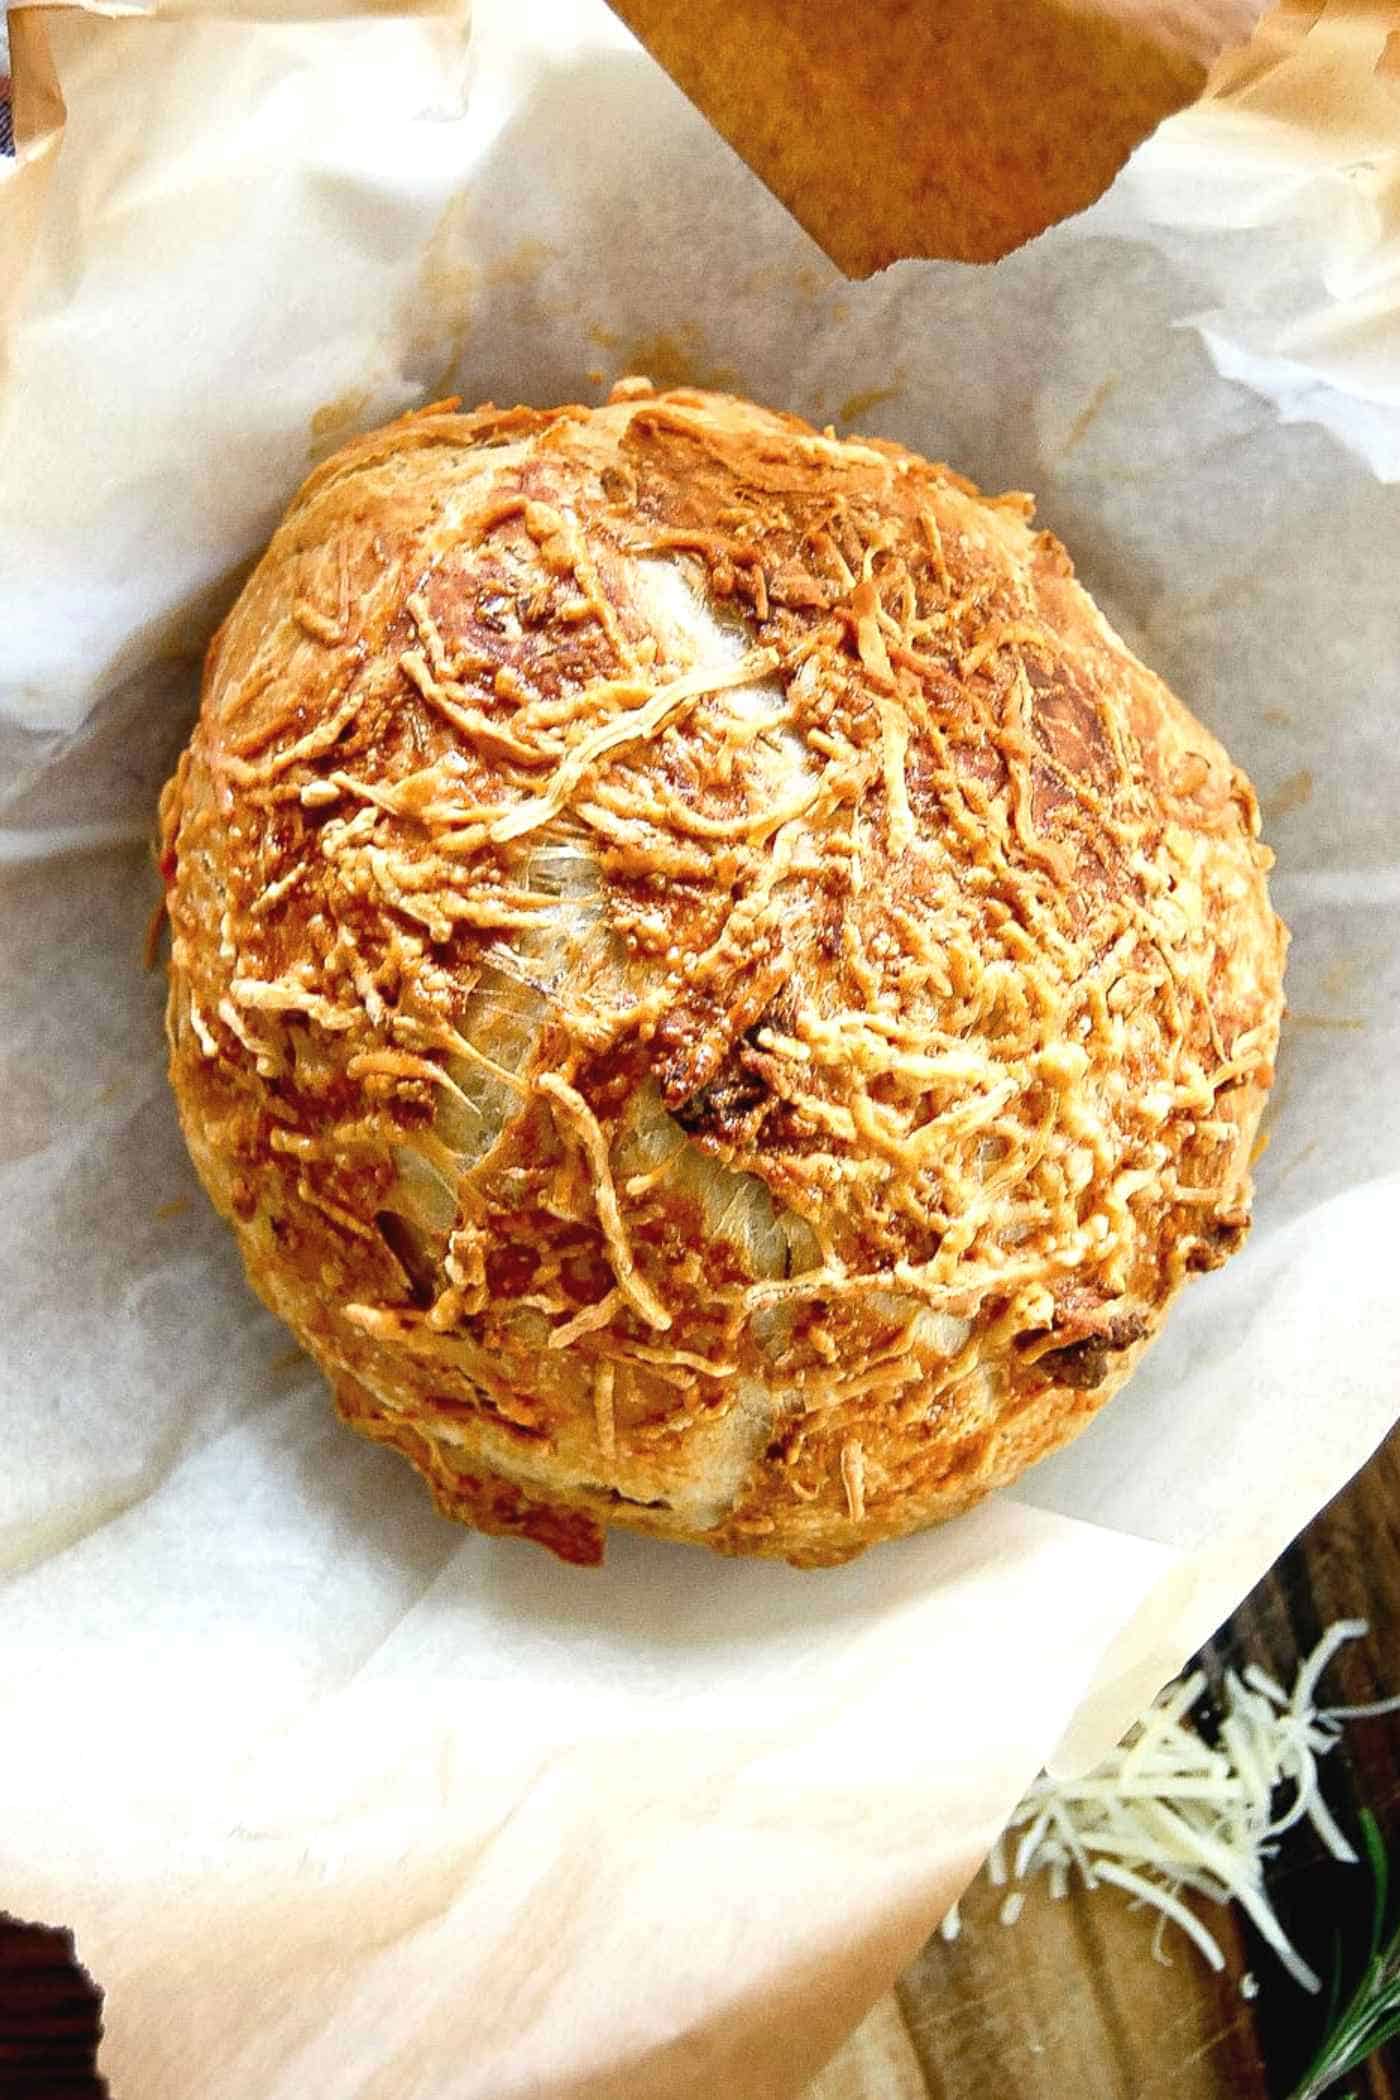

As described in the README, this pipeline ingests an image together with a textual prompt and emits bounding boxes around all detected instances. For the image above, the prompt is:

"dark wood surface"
[812,1428,1400,2100]
[4,1433,1396,2100]
[0,1916,105,2100]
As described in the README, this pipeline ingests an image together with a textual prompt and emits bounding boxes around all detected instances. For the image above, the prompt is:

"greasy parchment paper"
[2,3,1399,2094]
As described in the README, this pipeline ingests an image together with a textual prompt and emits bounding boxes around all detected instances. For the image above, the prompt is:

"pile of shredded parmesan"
[942,1621,1400,1991]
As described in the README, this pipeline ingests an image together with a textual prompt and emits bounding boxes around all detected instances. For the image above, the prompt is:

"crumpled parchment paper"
[1,3,1398,2093]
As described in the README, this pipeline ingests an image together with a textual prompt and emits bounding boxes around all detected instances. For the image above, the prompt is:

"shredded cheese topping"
[159,387,1285,1566]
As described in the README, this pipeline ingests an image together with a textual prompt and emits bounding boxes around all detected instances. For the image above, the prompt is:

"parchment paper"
[2,3,1398,2094]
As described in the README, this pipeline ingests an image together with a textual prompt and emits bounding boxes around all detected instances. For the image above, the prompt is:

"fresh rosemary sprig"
[1287,1810,1400,2100]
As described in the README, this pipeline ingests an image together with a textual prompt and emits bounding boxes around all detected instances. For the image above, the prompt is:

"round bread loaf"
[159,384,1286,1566]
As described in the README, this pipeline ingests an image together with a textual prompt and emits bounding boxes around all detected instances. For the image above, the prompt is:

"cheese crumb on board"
[942,1621,1400,1991]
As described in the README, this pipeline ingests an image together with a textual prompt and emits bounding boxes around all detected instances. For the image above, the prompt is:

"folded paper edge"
[1042,1412,1400,1778]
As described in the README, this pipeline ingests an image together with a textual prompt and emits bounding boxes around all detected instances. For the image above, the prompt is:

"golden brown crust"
[160,384,1286,1567]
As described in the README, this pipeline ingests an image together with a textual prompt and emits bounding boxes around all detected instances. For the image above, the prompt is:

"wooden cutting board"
[810,1430,1400,2100]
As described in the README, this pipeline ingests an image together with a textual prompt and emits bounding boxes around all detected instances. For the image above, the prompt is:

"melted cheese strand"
[538,1072,672,1331]
[491,650,780,844]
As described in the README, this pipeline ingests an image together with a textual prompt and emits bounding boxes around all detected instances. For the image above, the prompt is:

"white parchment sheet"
[1,3,1397,2093]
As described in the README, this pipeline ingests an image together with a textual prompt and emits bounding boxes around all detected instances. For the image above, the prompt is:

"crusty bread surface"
[160,384,1286,1566]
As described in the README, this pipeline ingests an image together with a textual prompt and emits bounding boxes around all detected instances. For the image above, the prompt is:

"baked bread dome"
[159,383,1286,1567]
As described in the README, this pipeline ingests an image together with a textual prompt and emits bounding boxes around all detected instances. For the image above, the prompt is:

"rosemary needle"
[1287,1811,1400,2100]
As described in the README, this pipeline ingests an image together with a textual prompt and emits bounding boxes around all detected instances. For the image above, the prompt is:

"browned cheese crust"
[159,384,1286,1567]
